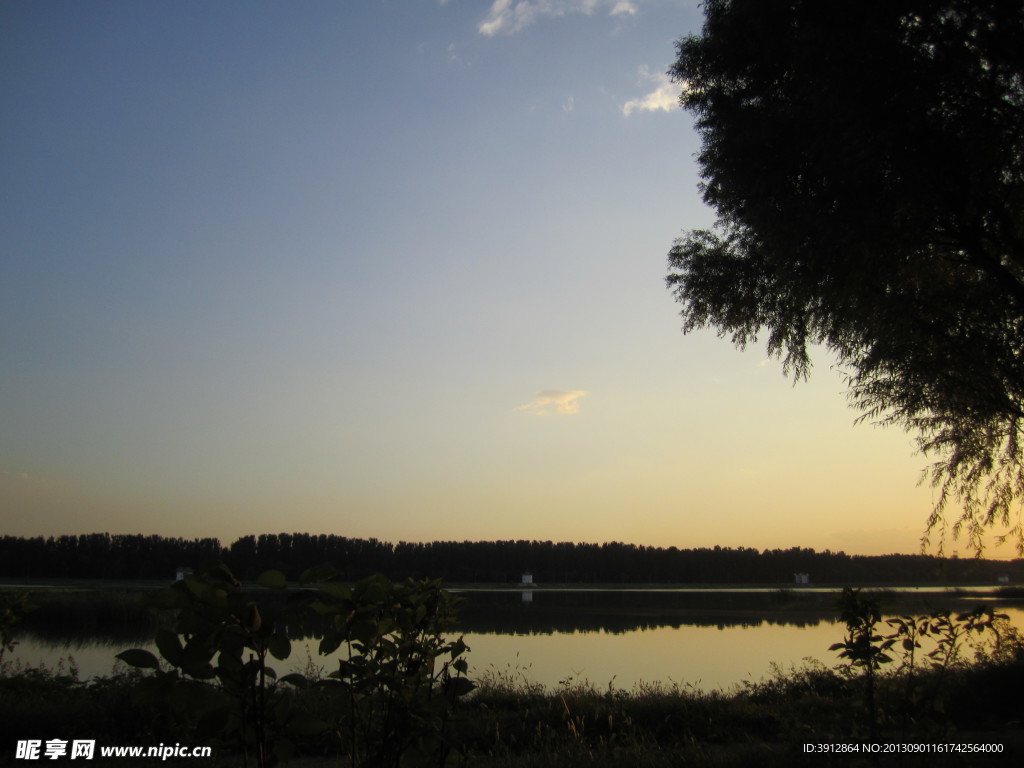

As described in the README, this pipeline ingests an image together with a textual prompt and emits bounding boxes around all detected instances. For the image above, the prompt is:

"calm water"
[9,588,1023,692]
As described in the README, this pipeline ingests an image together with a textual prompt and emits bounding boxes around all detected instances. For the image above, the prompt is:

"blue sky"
[0,0,996,556]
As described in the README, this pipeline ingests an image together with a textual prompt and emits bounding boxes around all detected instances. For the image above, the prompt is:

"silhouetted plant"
[307,570,473,767]
[117,563,473,767]
[830,588,894,739]
[883,612,931,726]
[926,606,1009,671]
[118,562,307,767]
[830,598,1019,735]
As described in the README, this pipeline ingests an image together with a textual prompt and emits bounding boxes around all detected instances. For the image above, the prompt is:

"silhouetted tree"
[2,534,1023,584]
[667,0,1024,552]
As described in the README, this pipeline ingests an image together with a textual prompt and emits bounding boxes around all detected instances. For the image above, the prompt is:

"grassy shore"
[2,648,1023,766]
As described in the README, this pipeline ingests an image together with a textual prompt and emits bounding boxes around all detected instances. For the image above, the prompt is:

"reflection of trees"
[19,591,833,647]
[15,591,160,645]
[15,588,1017,647]
[16,629,155,649]
[451,590,834,635]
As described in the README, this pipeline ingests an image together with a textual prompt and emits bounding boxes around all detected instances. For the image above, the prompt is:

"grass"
[3,649,1023,767]
[452,654,1024,766]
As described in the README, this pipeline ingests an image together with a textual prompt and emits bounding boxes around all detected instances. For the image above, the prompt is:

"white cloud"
[562,95,575,113]
[622,65,683,116]
[479,0,638,36]
[445,41,471,67]
[516,389,589,415]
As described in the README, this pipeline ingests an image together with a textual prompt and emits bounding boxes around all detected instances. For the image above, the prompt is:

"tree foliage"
[666,0,1024,551]
[3,534,1024,584]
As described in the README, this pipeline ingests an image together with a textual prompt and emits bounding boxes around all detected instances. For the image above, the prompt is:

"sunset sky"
[1,0,1007,557]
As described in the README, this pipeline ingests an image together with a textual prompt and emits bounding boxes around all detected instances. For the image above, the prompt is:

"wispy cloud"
[517,389,589,415]
[0,470,35,482]
[479,0,637,37]
[622,65,683,116]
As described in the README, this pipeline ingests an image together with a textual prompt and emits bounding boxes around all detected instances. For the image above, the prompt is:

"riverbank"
[2,650,1022,766]
[4,578,1024,766]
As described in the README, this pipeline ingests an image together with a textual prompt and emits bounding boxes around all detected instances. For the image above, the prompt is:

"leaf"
[299,563,338,585]
[150,586,188,610]
[443,676,476,698]
[450,637,469,659]
[244,603,262,632]
[307,599,334,616]
[319,635,342,656]
[116,648,160,669]
[279,673,309,688]
[217,648,245,676]
[358,576,388,605]
[155,629,184,667]
[204,562,239,586]
[267,633,291,661]
[319,582,352,601]
[349,618,379,645]
[257,569,288,590]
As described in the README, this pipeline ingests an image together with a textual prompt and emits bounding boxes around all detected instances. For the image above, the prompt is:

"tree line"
[1,533,1022,585]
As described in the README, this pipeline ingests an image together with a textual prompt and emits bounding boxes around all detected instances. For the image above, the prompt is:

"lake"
[8,586,1023,692]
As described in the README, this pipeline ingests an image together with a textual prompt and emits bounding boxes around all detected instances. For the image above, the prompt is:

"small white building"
[793,572,810,585]
[521,571,533,585]
[176,566,194,582]
[998,574,1010,584]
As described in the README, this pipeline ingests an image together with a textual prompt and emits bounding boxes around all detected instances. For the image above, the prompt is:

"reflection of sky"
[447,605,1024,691]
[462,622,847,692]
[0,1,1007,557]
[7,636,133,682]
[15,607,1024,692]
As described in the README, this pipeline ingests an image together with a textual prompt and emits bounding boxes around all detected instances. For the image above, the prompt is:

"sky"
[1,0,1010,558]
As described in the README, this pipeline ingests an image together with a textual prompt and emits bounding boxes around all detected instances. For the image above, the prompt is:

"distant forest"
[2,533,1023,585]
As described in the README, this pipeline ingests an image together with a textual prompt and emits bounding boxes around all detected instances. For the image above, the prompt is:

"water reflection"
[9,588,1023,691]
[454,588,840,633]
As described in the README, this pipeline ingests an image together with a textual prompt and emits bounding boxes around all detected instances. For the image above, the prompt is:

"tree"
[666,0,1024,552]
